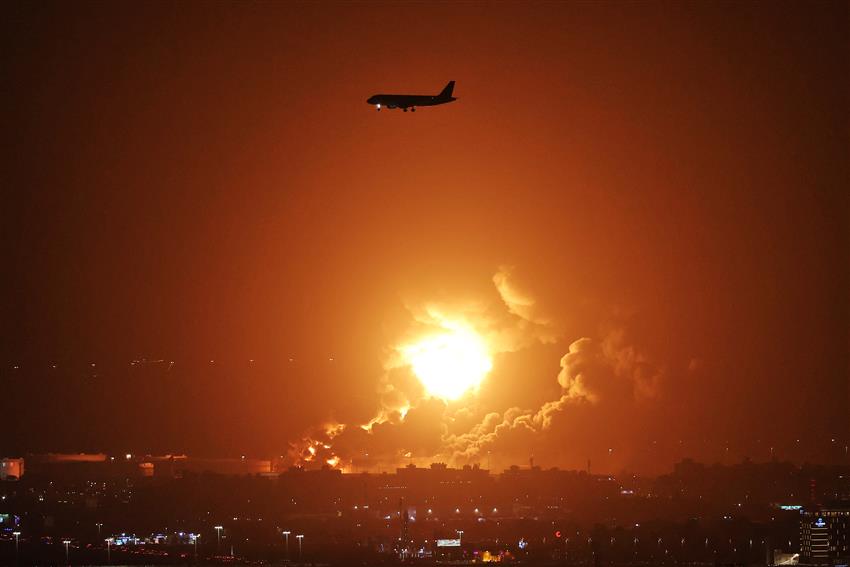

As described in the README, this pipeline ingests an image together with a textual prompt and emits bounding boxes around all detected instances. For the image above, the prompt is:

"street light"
[95,523,103,537]
[105,538,113,564]
[296,534,304,561]
[282,530,291,560]
[214,526,223,550]
[63,540,71,565]
[12,531,20,563]
[191,534,200,560]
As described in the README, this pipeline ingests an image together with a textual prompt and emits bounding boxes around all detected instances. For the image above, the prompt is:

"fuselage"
[366,81,457,111]
[366,94,456,110]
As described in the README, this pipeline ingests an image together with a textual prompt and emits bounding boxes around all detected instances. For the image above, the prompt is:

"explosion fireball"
[401,322,492,401]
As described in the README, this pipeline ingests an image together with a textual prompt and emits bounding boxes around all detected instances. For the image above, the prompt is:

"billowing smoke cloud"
[558,328,663,403]
[493,266,543,323]
[492,265,559,345]
[285,268,667,473]
[443,324,664,465]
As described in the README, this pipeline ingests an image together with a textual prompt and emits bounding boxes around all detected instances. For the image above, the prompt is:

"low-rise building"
[0,457,24,480]
[800,506,849,563]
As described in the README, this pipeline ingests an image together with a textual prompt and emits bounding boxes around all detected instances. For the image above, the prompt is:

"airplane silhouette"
[366,81,456,112]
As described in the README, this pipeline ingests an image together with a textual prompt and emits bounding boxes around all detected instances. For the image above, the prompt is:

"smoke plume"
[285,268,666,472]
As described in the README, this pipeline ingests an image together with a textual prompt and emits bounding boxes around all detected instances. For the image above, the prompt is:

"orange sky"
[2,1,847,472]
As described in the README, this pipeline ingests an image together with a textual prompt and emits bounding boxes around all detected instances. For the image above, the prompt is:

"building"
[0,457,24,480]
[800,506,849,563]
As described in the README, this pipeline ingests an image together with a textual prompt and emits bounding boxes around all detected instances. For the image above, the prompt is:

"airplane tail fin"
[438,81,455,99]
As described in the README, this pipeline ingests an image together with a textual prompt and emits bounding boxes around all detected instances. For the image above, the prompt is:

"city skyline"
[1,453,848,565]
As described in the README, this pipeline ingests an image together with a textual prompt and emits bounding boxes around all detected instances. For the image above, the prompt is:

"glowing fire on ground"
[400,321,493,401]
[292,318,494,471]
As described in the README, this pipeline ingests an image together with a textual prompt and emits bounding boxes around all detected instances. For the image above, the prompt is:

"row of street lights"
[213,525,306,561]
[18,537,72,565]
[11,532,67,565]
[10,527,306,564]
[281,530,305,561]
[10,523,107,565]
[10,532,196,565]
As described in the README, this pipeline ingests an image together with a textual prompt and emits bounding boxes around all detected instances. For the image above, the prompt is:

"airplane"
[366,81,456,112]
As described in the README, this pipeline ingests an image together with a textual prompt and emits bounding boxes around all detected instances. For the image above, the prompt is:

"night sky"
[2,1,847,473]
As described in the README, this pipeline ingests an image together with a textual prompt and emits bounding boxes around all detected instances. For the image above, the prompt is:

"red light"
[555,530,562,538]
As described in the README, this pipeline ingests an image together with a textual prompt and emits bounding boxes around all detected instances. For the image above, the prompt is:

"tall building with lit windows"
[800,506,849,563]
